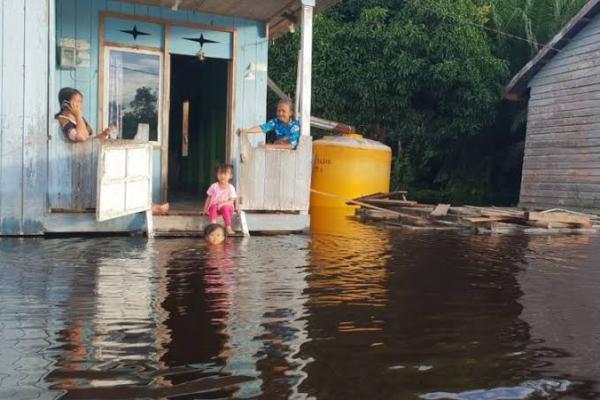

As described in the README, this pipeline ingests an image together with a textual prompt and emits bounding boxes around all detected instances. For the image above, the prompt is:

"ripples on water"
[1,215,600,399]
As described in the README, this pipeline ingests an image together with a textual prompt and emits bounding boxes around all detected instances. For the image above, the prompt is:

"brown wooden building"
[505,0,600,212]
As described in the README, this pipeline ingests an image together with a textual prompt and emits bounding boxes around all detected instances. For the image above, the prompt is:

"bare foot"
[226,227,235,235]
[152,202,170,215]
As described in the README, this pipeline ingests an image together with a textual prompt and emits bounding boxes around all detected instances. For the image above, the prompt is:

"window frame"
[102,45,164,145]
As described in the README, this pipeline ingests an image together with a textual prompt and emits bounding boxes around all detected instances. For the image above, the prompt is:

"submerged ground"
[1,216,600,399]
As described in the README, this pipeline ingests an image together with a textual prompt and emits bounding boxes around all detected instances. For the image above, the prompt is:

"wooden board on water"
[527,211,592,228]
[430,204,451,217]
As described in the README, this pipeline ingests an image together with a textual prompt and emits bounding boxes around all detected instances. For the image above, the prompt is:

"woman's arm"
[239,126,263,135]
[69,103,91,142]
[265,143,294,150]
[266,136,293,150]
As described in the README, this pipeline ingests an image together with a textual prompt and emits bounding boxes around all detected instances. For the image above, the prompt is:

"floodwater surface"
[1,216,600,399]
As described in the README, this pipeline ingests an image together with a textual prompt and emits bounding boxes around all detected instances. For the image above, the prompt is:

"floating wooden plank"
[430,204,450,217]
[527,211,592,227]
[464,216,514,224]
[357,209,400,220]
[312,189,428,224]
[386,222,461,231]
[354,190,408,201]
[527,220,571,229]
[357,199,418,207]
[465,206,525,218]
[490,222,524,234]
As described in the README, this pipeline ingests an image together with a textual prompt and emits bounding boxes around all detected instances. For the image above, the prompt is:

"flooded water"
[1,216,600,400]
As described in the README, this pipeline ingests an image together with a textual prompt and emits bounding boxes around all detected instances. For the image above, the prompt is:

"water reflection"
[1,228,600,399]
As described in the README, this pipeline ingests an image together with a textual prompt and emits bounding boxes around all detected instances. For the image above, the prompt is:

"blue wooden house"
[0,0,337,236]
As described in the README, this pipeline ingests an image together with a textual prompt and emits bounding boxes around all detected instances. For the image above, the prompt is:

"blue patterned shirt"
[260,118,301,148]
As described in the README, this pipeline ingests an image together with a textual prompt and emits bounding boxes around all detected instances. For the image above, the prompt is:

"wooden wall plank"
[279,150,296,210]
[522,168,600,177]
[22,0,50,234]
[0,0,25,234]
[531,71,600,95]
[529,99,600,115]
[540,47,600,74]
[528,107,600,122]
[527,113,600,129]
[532,64,600,88]
[523,161,600,170]
[263,150,282,210]
[523,153,600,164]
[50,0,76,209]
[520,190,600,201]
[523,182,600,193]
[72,0,95,209]
[0,0,4,228]
[527,124,600,136]
[529,87,600,106]
[534,49,600,80]
[521,174,600,184]
[525,146,600,157]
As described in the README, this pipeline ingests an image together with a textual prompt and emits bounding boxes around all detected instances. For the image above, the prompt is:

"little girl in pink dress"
[203,164,237,235]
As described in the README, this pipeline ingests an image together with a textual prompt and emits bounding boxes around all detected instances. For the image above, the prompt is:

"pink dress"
[206,183,237,226]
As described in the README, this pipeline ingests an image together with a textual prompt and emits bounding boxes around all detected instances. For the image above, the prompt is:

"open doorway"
[167,54,229,211]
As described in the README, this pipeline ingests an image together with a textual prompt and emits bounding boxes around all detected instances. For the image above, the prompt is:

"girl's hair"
[204,223,226,239]
[277,98,294,115]
[55,87,83,119]
[215,163,234,175]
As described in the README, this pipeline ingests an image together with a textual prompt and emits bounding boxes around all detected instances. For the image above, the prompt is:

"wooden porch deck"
[43,209,309,236]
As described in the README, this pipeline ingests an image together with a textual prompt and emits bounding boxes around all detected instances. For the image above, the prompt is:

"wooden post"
[146,209,155,238]
[295,48,302,119]
[299,0,314,137]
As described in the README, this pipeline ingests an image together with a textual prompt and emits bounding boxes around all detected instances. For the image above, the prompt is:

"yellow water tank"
[310,134,392,216]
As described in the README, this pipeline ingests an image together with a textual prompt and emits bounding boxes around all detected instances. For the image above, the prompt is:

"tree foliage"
[488,0,587,73]
[269,0,587,204]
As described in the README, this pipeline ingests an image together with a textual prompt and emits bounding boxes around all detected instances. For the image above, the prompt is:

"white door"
[96,142,153,222]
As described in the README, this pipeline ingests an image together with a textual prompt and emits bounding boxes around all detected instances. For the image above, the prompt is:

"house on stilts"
[505,0,600,213]
[0,0,338,236]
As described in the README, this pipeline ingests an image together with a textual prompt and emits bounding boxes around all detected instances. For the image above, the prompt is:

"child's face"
[276,103,292,124]
[206,228,225,245]
[217,169,232,184]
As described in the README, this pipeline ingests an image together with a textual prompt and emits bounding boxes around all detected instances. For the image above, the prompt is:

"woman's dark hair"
[215,163,234,175]
[204,223,226,238]
[54,87,82,119]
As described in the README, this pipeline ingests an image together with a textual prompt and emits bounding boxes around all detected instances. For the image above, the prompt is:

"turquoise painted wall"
[52,0,268,207]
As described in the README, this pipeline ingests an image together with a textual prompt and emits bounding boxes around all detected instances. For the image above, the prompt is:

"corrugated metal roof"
[504,0,600,99]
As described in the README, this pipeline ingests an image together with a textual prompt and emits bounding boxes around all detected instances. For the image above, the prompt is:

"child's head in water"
[204,223,226,245]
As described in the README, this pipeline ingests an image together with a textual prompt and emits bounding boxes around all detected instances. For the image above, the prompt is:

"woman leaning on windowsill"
[238,98,300,150]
